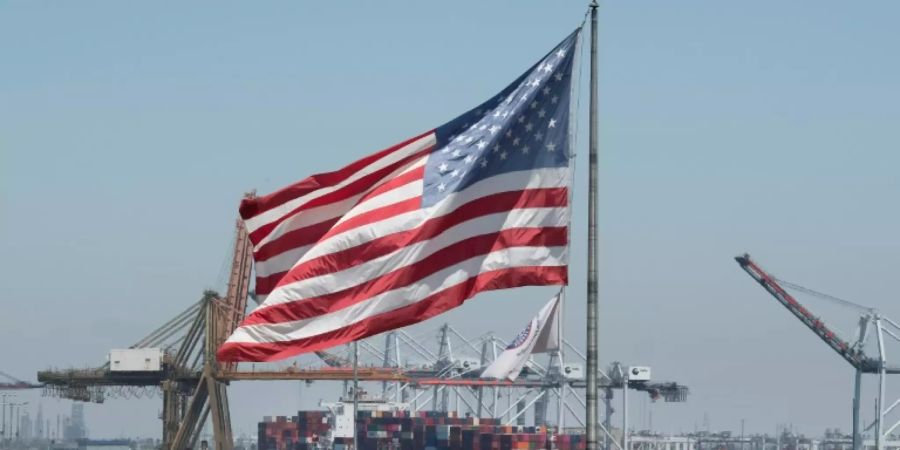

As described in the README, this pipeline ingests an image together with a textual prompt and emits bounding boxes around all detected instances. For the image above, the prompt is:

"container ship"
[258,395,584,450]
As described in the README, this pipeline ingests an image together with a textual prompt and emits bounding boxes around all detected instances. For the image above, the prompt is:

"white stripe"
[226,245,567,344]
[245,133,436,234]
[252,157,428,252]
[281,167,568,273]
[257,206,568,309]
[255,244,314,279]
[254,163,426,278]
[332,179,423,227]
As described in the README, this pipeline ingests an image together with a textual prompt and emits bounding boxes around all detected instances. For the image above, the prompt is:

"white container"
[562,364,584,380]
[627,366,651,381]
[108,348,163,372]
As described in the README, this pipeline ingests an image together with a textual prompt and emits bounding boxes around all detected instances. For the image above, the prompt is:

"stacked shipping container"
[258,410,585,450]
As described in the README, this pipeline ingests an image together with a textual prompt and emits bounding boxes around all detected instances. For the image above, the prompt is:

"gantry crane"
[736,254,900,450]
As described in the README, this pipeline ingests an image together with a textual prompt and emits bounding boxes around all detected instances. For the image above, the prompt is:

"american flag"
[217,29,580,362]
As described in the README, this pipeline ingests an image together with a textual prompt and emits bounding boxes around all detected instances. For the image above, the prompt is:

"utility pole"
[585,1,601,450]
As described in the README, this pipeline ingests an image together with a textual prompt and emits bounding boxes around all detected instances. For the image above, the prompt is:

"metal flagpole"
[353,341,360,450]
[586,3,601,450]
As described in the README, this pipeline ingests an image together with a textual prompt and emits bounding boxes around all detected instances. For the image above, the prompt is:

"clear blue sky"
[2,0,899,440]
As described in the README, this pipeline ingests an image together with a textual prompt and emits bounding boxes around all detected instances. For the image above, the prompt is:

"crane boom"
[735,254,880,373]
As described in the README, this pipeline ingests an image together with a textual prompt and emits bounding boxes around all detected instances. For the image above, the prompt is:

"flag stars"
[476,140,487,150]
[500,150,508,160]
[464,136,474,144]
[464,154,475,164]
[535,131,544,141]
[521,145,530,154]
[439,162,449,173]
[525,122,534,132]
[546,142,557,152]
[530,101,539,109]
[551,95,559,104]
[542,86,551,96]
[488,125,501,135]
[506,129,513,138]
[548,119,557,128]
[518,116,526,123]
[537,109,547,118]
[493,144,501,153]
[480,158,489,168]
[513,137,521,146]
[450,169,460,178]
[556,49,566,58]
[437,182,447,192]
[452,149,462,158]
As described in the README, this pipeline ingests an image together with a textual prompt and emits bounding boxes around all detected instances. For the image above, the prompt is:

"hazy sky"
[2,1,899,441]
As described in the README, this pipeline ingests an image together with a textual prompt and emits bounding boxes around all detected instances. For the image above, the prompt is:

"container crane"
[735,254,900,450]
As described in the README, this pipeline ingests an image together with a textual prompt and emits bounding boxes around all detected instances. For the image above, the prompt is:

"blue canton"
[422,30,580,207]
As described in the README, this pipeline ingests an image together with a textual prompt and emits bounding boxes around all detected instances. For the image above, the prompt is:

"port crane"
[36,209,689,450]
[736,254,900,450]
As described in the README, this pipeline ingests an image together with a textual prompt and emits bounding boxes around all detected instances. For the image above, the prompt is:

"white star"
[493,144,501,153]
[479,124,488,131]
[556,49,566,58]
[529,78,541,87]
[542,86,551,95]
[537,109,547,118]
[488,125,501,135]
[476,140,487,150]
[452,149,462,158]
[530,101,539,109]
[554,73,563,82]
[548,119,557,128]
[450,169,460,178]
[442,146,452,154]
[513,137,521,146]
[438,183,446,192]
[520,93,528,102]
[525,122,534,132]
[453,135,465,143]
[546,142,557,152]
[501,110,509,118]
[506,129,513,138]
[439,162,449,173]
[542,63,554,73]
[493,110,503,118]
[518,116,526,123]
[500,150,508,160]
[535,131,544,141]
[464,136,474,144]
[480,158,488,168]
[551,95,559,104]
[464,154,475,164]
[521,145,530,154]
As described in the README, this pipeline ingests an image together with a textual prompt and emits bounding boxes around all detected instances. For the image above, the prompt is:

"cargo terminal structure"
[37,219,689,450]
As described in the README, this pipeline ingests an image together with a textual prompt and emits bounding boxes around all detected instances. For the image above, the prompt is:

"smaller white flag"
[481,293,561,381]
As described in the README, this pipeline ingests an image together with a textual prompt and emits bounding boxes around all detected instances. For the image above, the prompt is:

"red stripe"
[239,130,433,220]
[254,187,566,296]
[217,265,567,362]
[243,226,567,326]
[252,166,425,265]
[247,147,431,245]
[254,217,340,263]
[271,187,568,293]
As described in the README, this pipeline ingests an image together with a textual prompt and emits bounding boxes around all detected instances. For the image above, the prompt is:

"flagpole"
[352,341,360,450]
[585,2,600,450]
